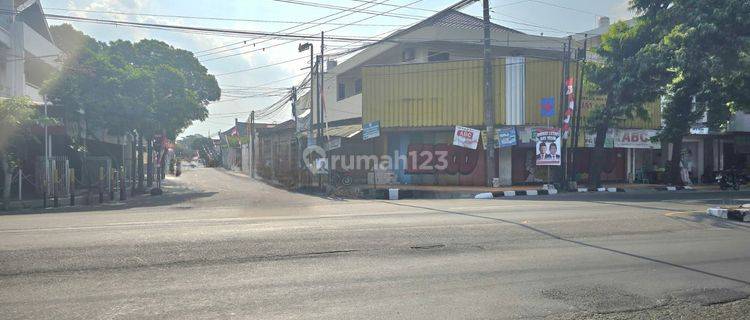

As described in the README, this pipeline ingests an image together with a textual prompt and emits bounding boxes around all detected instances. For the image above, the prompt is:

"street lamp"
[77,108,86,186]
[43,98,52,202]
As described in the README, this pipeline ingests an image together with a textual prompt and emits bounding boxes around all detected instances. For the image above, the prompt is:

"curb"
[474,189,558,199]
[655,186,695,191]
[575,187,626,193]
[707,207,750,222]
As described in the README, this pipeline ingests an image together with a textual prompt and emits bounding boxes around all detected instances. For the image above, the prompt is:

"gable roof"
[388,9,522,40]
[16,0,54,42]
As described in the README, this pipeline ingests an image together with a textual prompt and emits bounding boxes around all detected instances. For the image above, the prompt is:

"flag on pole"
[540,97,555,117]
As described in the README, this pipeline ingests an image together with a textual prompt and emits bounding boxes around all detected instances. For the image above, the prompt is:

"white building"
[0,0,62,103]
[297,6,567,130]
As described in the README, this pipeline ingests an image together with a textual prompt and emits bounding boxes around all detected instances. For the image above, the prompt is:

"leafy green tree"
[178,134,214,163]
[43,25,220,190]
[585,21,668,188]
[0,97,34,210]
[630,0,750,183]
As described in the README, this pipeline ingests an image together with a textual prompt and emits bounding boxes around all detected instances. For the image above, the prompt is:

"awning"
[326,124,362,138]
[299,124,362,138]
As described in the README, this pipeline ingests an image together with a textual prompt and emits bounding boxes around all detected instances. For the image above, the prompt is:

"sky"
[40,0,635,139]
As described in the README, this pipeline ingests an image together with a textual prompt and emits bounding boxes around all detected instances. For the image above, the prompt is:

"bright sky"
[41,0,634,138]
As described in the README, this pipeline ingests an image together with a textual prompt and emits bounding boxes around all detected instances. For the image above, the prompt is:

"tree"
[630,0,750,184]
[178,134,214,163]
[0,97,34,210]
[43,25,220,191]
[585,21,669,188]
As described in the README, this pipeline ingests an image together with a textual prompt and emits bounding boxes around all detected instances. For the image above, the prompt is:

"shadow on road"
[383,201,750,287]
[0,190,218,216]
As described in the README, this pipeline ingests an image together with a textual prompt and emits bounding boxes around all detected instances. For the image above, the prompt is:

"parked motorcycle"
[716,169,745,190]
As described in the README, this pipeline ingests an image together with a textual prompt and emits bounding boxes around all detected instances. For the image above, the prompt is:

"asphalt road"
[1,167,750,319]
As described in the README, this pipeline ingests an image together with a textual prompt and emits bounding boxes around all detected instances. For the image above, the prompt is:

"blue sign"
[497,127,517,148]
[363,121,381,140]
[540,97,555,118]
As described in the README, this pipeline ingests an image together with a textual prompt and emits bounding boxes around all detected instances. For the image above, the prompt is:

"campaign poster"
[453,126,480,150]
[535,128,561,166]
[497,127,517,148]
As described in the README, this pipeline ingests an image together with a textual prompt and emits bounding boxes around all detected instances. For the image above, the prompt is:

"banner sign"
[327,137,342,151]
[613,129,660,149]
[585,129,659,149]
[584,129,614,148]
[453,126,480,150]
[497,127,517,148]
[363,121,380,140]
[535,128,561,166]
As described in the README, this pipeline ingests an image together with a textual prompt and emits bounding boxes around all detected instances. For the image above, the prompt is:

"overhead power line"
[198,0,400,62]
[42,13,382,42]
[43,7,405,27]
[271,0,424,20]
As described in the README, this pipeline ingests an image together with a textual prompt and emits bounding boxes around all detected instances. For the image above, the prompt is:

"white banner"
[453,126,480,150]
[613,129,660,149]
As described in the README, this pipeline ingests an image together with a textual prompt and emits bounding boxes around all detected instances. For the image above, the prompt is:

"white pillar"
[697,138,705,178]
[711,138,720,171]
[498,147,512,186]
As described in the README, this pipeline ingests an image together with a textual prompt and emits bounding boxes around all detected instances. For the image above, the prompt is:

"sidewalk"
[369,183,722,200]
[0,180,176,214]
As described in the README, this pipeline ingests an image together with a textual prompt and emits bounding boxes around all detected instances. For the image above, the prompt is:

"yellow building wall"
[362,59,506,128]
[363,59,660,130]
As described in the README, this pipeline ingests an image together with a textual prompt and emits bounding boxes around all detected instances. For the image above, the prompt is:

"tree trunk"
[588,119,610,189]
[1,152,10,211]
[146,138,153,187]
[137,136,144,192]
[667,134,684,185]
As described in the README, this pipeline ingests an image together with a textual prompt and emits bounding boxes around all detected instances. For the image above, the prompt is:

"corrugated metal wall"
[579,95,661,129]
[363,59,506,128]
[363,59,661,130]
[524,59,565,125]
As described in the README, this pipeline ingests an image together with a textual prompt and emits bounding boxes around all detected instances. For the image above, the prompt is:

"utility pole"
[43,97,49,206]
[571,35,588,184]
[298,42,314,150]
[317,31,325,190]
[482,0,496,187]
[318,31,325,148]
[557,36,573,189]
[250,111,255,178]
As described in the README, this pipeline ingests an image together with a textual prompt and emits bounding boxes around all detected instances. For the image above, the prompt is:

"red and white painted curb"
[474,189,558,199]
[707,206,750,222]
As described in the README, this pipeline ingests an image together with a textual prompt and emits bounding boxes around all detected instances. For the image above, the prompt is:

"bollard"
[69,169,75,206]
[42,181,47,208]
[87,184,93,205]
[53,168,59,208]
[110,171,116,201]
[98,167,104,204]
[120,169,127,201]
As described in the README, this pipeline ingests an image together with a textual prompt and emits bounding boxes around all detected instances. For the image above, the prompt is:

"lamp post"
[43,98,51,205]
[77,108,86,187]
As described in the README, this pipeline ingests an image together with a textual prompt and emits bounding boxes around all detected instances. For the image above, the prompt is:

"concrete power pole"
[250,111,255,178]
[482,0,496,187]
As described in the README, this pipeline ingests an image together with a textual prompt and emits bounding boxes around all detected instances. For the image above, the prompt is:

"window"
[427,51,449,62]
[354,79,362,94]
[337,82,345,101]
[402,48,415,62]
